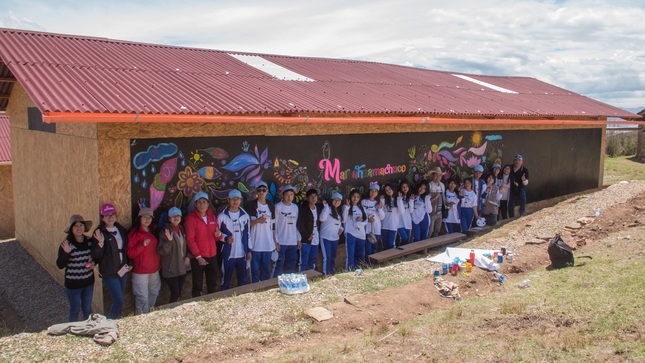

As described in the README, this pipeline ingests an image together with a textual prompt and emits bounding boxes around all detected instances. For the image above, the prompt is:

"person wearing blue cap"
[361,183,384,262]
[245,181,276,283]
[509,154,529,217]
[297,188,323,272]
[218,189,250,290]
[319,192,344,275]
[272,185,301,277]
[157,207,189,303]
[185,191,223,296]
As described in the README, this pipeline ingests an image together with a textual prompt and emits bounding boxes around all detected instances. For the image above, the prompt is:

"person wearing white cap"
[184,191,223,296]
[361,182,384,262]
[157,207,189,303]
[410,180,433,241]
[342,189,368,270]
[272,185,302,277]
[218,189,250,290]
[509,154,529,217]
[245,181,276,283]
[319,192,344,275]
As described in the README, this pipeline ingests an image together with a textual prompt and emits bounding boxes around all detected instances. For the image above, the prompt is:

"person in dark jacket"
[57,214,95,322]
[157,207,190,303]
[297,188,323,272]
[92,203,131,319]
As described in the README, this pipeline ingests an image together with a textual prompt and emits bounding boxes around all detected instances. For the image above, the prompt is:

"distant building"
[0,28,638,312]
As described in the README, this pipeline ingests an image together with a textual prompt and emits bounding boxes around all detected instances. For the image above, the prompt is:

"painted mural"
[130,129,602,218]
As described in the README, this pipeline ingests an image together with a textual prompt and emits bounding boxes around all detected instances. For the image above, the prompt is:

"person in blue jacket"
[218,189,250,290]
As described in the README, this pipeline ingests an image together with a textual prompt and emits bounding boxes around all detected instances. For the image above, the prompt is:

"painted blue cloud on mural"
[133,143,178,169]
[485,135,503,141]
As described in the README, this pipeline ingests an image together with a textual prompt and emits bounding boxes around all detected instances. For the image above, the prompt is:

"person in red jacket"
[127,207,161,314]
[185,192,222,296]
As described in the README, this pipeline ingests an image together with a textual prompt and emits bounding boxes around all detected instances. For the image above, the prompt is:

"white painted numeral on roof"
[228,54,315,82]
[452,74,518,94]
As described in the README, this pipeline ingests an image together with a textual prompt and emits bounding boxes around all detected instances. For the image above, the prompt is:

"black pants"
[163,274,186,303]
[190,256,218,297]
[499,200,509,220]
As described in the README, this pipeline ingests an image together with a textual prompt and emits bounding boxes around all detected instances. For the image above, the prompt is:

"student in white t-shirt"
[272,185,301,277]
[343,189,367,270]
[245,181,276,283]
[361,183,384,263]
[319,192,344,275]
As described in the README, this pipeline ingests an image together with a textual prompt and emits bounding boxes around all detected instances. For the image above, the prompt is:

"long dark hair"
[398,180,412,203]
[329,199,344,222]
[382,184,395,212]
[347,189,367,221]
[417,180,430,199]
[129,215,156,237]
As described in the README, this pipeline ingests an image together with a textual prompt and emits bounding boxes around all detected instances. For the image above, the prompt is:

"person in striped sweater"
[56,215,95,322]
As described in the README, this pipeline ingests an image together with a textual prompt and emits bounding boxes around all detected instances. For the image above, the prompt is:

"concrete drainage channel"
[0,240,67,334]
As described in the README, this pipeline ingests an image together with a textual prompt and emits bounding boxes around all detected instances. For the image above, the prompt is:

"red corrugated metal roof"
[0,116,10,163]
[0,28,636,121]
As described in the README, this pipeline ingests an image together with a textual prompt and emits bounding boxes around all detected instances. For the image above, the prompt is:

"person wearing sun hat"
[57,214,95,321]
[92,203,131,319]
[245,181,276,283]
[157,207,189,303]
[184,191,223,296]
[509,154,529,217]
[218,189,250,290]
[428,166,446,237]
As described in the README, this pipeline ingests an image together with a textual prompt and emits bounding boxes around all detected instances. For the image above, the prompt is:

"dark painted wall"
[129,128,601,217]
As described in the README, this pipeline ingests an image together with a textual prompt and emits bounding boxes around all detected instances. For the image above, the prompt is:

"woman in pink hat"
[92,203,130,319]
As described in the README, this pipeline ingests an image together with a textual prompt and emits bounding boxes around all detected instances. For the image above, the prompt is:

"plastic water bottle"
[493,271,505,283]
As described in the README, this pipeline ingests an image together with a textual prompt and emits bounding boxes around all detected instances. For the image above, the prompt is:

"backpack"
[547,234,592,269]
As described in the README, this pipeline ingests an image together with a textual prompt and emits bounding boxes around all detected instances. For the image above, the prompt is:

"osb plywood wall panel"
[98,137,133,225]
[0,164,15,239]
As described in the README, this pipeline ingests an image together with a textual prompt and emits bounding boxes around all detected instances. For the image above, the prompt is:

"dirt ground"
[177,189,645,362]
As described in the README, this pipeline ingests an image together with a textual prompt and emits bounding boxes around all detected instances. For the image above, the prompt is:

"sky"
[1,0,644,113]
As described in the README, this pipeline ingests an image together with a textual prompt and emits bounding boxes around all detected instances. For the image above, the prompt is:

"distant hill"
[623,107,644,114]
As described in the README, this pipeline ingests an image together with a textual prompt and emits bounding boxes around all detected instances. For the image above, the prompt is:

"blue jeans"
[509,189,527,217]
[103,275,127,319]
[345,233,365,270]
[299,243,319,272]
[221,243,248,290]
[251,251,272,283]
[365,235,379,265]
[381,229,397,250]
[273,244,298,277]
[460,207,475,233]
[445,223,460,234]
[412,214,430,242]
[65,285,93,322]
[321,238,339,275]
[397,227,411,245]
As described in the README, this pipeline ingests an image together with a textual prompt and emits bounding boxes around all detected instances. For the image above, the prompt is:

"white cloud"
[0,0,644,109]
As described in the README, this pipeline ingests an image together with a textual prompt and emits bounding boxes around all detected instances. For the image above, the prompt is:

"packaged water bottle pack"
[278,273,310,295]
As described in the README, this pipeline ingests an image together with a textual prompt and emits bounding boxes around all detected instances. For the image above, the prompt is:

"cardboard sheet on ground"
[427,247,500,270]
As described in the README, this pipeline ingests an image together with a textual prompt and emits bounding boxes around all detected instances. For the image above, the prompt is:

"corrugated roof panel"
[0,116,10,163]
[0,28,636,120]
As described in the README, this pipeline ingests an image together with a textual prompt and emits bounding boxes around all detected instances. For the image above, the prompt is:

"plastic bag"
[278,273,310,295]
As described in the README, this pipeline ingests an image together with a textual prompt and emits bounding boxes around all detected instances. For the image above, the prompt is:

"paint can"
[451,263,459,276]
[501,246,507,256]
[497,253,503,263]
[506,252,513,262]
[434,270,441,278]
[441,264,448,275]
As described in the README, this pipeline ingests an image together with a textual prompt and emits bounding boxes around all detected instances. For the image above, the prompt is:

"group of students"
[56,155,529,322]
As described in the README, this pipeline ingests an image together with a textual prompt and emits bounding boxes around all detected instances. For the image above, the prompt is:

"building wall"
[6,83,103,311]
[0,164,14,239]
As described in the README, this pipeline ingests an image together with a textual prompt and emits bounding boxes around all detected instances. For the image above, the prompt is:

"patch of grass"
[604,156,645,185]
[500,301,527,314]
